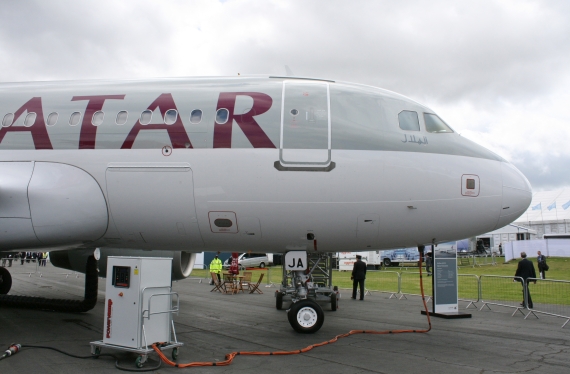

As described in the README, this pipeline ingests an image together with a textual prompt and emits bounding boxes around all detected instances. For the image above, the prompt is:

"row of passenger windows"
[1,107,452,134]
[1,108,232,128]
[398,110,453,133]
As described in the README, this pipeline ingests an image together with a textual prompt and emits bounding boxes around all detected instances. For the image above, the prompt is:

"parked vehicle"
[223,253,272,269]
[380,248,420,267]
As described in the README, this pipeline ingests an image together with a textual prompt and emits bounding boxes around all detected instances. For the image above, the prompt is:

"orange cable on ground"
[153,253,432,368]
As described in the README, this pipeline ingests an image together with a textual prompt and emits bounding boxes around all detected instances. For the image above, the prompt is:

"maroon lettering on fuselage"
[72,95,126,149]
[121,93,193,149]
[0,92,276,150]
[0,97,53,149]
[213,92,275,148]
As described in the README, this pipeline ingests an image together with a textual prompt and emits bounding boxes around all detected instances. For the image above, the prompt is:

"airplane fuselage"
[0,76,532,254]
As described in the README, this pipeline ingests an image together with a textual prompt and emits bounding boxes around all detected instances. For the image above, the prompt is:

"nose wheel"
[287,299,324,333]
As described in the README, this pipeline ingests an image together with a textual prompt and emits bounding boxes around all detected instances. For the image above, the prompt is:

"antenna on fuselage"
[285,65,294,76]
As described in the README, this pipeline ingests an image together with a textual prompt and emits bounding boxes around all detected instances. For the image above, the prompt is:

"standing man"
[209,254,223,285]
[351,255,367,300]
[425,251,433,275]
[498,243,502,256]
[537,251,547,279]
[514,252,536,309]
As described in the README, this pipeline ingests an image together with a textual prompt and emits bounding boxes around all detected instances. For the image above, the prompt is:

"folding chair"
[210,272,225,293]
[248,273,264,294]
[240,272,252,292]
[223,273,237,294]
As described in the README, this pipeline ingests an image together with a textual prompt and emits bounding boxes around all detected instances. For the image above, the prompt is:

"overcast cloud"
[1,0,569,191]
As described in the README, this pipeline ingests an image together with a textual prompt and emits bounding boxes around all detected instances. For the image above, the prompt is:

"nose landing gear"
[277,252,335,333]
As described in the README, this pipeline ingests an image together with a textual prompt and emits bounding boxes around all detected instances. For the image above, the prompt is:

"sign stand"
[420,244,471,319]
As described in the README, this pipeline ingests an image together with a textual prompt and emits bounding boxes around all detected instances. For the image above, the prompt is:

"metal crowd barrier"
[479,275,527,316]
[265,267,277,288]
[458,274,480,309]
[457,254,497,268]
[399,271,432,301]
[364,270,400,298]
[473,254,497,267]
[526,278,570,327]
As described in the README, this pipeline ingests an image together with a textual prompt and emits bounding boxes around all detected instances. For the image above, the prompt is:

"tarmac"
[1,261,569,373]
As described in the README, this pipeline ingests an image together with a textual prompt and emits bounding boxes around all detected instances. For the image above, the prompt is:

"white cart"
[90,257,184,368]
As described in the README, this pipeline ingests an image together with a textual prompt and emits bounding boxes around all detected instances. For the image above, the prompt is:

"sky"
[1,0,569,191]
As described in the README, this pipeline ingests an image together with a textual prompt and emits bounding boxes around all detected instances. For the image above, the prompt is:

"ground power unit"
[90,256,183,367]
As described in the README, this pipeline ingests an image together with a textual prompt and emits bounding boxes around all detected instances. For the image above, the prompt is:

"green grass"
[192,257,570,305]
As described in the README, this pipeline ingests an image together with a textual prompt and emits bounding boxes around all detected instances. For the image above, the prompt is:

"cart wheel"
[93,347,101,358]
[136,356,144,368]
[172,347,179,360]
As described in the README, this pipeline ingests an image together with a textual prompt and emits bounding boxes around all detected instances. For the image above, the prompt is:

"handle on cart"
[142,292,180,320]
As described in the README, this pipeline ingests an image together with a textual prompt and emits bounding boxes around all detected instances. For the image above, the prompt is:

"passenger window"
[140,110,152,125]
[190,109,202,124]
[24,112,37,127]
[424,113,453,133]
[92,111,104,126]
[215,108,229,124]
[2,113,14,127]
[47,112,59,126]
[69,112,81,126]
[116,111,128,125]
[398,111,420,131]
[164,109,178,125]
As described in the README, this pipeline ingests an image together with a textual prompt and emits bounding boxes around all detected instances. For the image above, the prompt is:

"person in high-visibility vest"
[209,254,223,284]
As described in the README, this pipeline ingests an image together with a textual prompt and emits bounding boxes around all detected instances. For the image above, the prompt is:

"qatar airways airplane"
[0,76,531,332]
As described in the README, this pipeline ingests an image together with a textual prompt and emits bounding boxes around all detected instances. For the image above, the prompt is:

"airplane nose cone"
[494,162,532,229]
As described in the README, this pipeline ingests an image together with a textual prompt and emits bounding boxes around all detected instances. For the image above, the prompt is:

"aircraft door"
[278,81,333,170]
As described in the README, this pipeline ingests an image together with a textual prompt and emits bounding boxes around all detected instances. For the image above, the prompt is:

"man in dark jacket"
[351,255,367,300]
[514,252,537,309]
[537,251,547,279]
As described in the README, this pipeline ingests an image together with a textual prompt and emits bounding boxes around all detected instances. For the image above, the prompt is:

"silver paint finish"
[0,162,40,249]
[0,162,34,218]
[0,77,532,254]
[495,162,533,230]
[28,162,108,246]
